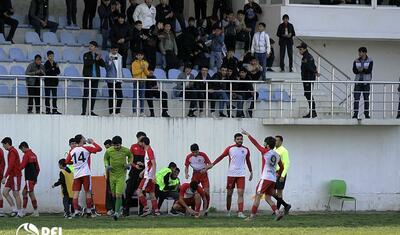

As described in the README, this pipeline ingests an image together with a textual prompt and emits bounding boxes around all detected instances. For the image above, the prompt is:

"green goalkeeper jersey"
[104,146,133,177]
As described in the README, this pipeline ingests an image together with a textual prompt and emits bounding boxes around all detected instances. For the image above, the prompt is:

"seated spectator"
[245,56,263,81]
[244,0,262,36]
[236,67,259,118]
[25,54,45,114]
[98,0,114,50]
[209,26,225,70]
[236,10,251,52]
[224,11,238,51]
[145,70,170,117]
[127,0,139,25]
[209,65,229,118]
[156,0,173,26]
[105,46,124,115]
[29,0,58,35]
[222,49,239,70]
[130,21,147,59]
[188,66,210,117]
[44,50,61,115]
[267,38,275,72]
[159,22,179,70]
[131,51,149,115]
[0,0,18,43]
[110,13,132,68]
[176,63,195,97]
[155,162,180,209]
[65,0,77,27]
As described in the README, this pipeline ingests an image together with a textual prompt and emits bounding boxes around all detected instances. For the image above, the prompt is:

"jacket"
[244,2,262,25]
[29,0,49,22]
[19,149,40,182]
[300,51,317,81]
[209,33,225,52]
[176,72,195,91]
[194,73,210,91]
[209,72,225,90]
[82,51,106,77]
[105,52,123,82]
[131,59,150,79]
[44,60,60,86]
[133,3,156,29]
[353,56,373,82]
[159,31,178,55]
[251,31,271,54]
[126,3,138,25]
[276,22,296,46]
[0,0,12,15]
[169,0,184,13]
[156,4,173,23]
[110,22,132,49]
[98,2,113,30]
[25,62,45,86]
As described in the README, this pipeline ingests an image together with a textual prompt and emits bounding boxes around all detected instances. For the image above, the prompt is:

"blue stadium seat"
[59,16,80,30]
[43,32,63,46]
[63,48,81,63]
[191,69,198,77]
[100,50,109,60]
[168,69,181,79]
[122,84,134,98]
[25,32,45,45]
[0,48,12,62]
[10,48,29,62]
[67,84,82,98]
[0,33,11,45]
[11,83,27,97]
[100,85,109,98]
[64,65,81,81]
[122,68,132,78]
[100,67,106,78]
[60,31,79,46]
[273,89,292,102]
[28,50,43,62]
[14,15,29,28]
[48,16,59,28]
[156,52,163,67]
[154,68,166,79]
[0,65,9,80]
[93,17,101,29]
[77,32,92,46]
[0,83,10,97]
[257,88,271,101]
[57,86,65,98]
[10,65,27,80]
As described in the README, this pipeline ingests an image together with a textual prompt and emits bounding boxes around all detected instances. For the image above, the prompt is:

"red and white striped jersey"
[213,144,252,177]
[185,152,211,171]
[261,149,281,182]
[179,183,205,199]
[144,147,156,180]
[66,143,102,179]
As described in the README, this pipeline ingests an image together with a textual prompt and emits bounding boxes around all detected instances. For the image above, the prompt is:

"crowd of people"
[0,130,292,221]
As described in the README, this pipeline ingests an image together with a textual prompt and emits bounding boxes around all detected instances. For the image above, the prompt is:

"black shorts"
[275,176,286,190]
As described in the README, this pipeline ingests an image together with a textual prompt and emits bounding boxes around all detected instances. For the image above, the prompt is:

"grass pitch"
[1,212,400,235]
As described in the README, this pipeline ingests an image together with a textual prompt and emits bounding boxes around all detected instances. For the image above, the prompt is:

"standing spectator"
[143,24,160,70]
[82,41,106,116]
[156,0,173,25]
[126,0,139,25]
[277,14,296,72]
[251,22,270,80]
[110,14,132,68]
[98,0,113,50]
[115,0,126,15]
[105,46,123,115]
[28,0,58,35]
[44,50,61,115]
[0,0,18,43]
[111,1,121,22]
[170,0,185,31]
[209,65,229,118]
[209,26,225,70]
[159,22,179,71]
[213,0,230,21]
[145,70,170,117]
[224,11,237,51]
[25,54,45,114]
[244,0,262,37]
[194,0,207,21]
[82,0,97,29]
[131,51,149,115]
[65,0,77,27]
[133,0,156,33]
[131,20,147,59]
[297,42,318,118]
[181,17,199,63]
[236,10,251,52]
[352,47,373,119]
[267,38,275,72]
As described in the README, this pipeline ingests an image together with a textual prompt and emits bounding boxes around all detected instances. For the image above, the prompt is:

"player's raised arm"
[65,152,73,165]
[242,129,268,154]
[84,139,102,153]
[211,147,229,168]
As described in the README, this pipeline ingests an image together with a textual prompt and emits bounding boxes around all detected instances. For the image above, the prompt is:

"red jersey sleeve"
[65,151,73,165]
[83,142,102,153]
[245,147,253,172]
[212,146,230,165]
[179,183,189,197]
[147,148,155,161]
[0,150,4,178]
[4,150,17,178]
[200,152,211,164]
[19,153,29,171]
[184,154,192,167]
[197,186,205,198]
[248,135,268,154]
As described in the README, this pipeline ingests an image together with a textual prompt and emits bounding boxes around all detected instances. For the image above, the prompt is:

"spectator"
[187,66,210,117]
[222,49,239,70]
[209,26,225,70]
[352,47,373,119]
[126,0,139,25]
[156,0,173,25]
[203,15,220,35]
[65,0,77,27]
[105,46,123,115]
[194,0,207,21]
[133,0,156,33]
[236,10,251,52]
[98,0,113,50]
[267,38,275,72]
[192,35,210,69]
[237,67,258,118]
[28,0,58,35]
[230,69,246,118]
[143,23,160,70]
[244,56,262,81]
[251,22,270,80]
[25,54,45,114]
[224,11,237,51]
[111,1,121,22]
[181,17,199,63]
[169,0,185,31]
[176,63,195,97]
[276,14,296,72]
[209,65,229,118]
[110,13,132,68]
[145,70,170,117]
[244,0,262,36]
[115,0,126,15]
[82,41,106,116]
[159,22,179,71]
[156,164,180,210]
[131,51,149,115]
[213,0,231,21]
[0,0,18,43]
[82,0,97,29]
[131,20,147,60]
[297,42,317,118]
[44,50,61,115]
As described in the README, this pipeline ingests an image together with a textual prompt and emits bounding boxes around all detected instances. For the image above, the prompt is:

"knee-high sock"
[226,196,232,211]
[270,204,278,213]
[195,202,201,215]
[73,198,79,211]
[151,199,159,212]
[0,199,3,208]
[238,202,244,213]
[86,198,92,209]
[31,199,38,210]
[139,195,147,208]
[115,197,122,214]
[251,205,258,215]
[23,196,28,209]
[205,194,210,209]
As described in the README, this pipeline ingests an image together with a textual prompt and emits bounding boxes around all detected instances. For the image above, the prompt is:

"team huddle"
[0,130,291,221]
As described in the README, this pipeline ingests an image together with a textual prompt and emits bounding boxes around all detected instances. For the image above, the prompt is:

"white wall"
[0,115,399,213]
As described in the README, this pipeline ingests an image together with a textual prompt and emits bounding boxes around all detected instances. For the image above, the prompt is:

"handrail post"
[317,56,321,89]
[391,84,394,118]
[229,82,233,118]
[159,81,163,117]
[206,82,209,117]
[64,79,68,115]
[280,83,283,118]
[15,77,18,114]
[331,81,334,119]
[253,83,257,114]
[289,83,293,118]
[39,77,43,114]
[182,81,186,117]
[136,80,139,116]
[345,83,348,115]
[383,84,386,119]
[371,83,374,118]
[269,82,272,118]
[113,80,116,116]
[88,78,92,116]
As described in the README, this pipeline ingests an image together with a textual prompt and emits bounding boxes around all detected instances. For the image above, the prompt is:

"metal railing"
[0,74,399,119]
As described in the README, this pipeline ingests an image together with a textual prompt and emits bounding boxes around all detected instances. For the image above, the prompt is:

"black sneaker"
[267,68,274,72]
[303,113,311,118]
[352,115,358,119]
[219,113,227,117]
[397,114,400,119]
[365,115,371,119]
[284,204,291,215]
[162,112,170,117]
[90,112,98,116]
[53,110,62,115]
[187,113,196,117]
